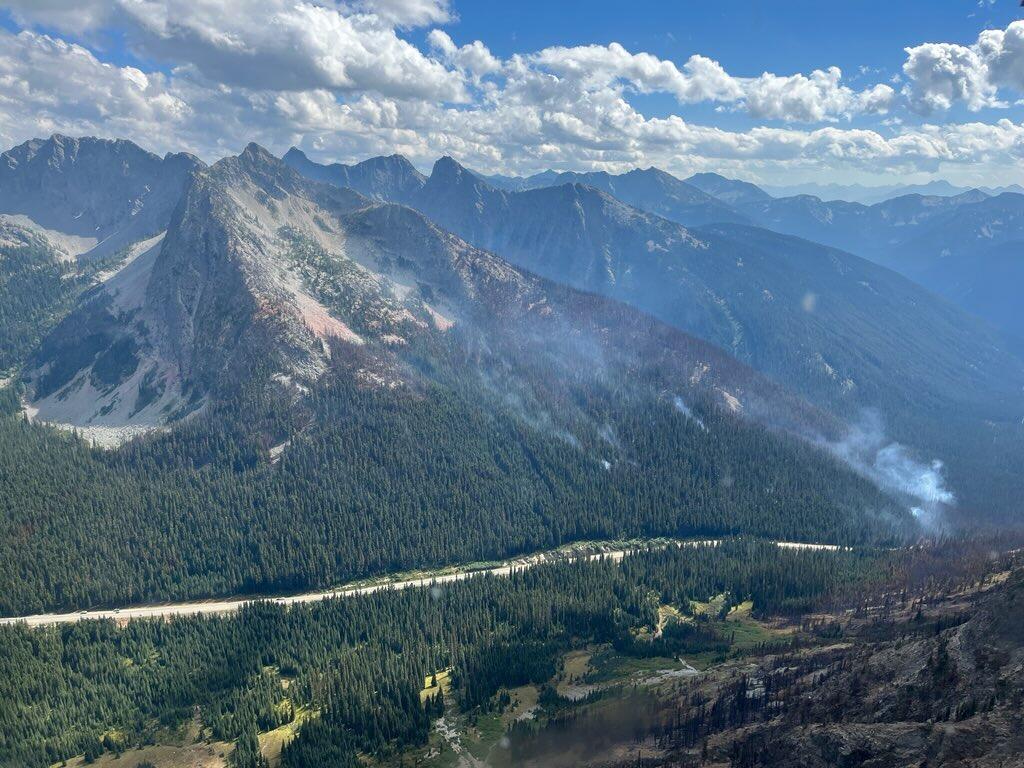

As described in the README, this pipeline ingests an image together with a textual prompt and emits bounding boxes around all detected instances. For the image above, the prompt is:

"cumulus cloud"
[1,0,111,33]
[903,20,1024,113]
[352,0,453,26]
[0,2,901,124]
[427,30,502,80]
[903,42,999,113]
[5,0,454,29]
[742,68,895,122]
[531,44,743,104]
[0,31,191,152]
[4,0,467,101]
[529,43,891,122]
[979,21,1024,92]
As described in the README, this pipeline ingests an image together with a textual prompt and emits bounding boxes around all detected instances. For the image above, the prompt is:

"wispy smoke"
[673,395,707,431]
[824,410,954,530]
[598,423,621,448]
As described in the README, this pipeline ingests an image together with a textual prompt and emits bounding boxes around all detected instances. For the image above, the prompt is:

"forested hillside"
[285,150,1024,526]
[0,373,903,616]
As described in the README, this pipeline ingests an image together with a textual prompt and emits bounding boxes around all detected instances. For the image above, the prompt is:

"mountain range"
[0,135,922,616]
[354,155,1024,346]
[331,152,1023,345]
[284,147,1024,525]
[0,133,201,262]
[23,140,830,446]
[762,179,1024,205]
[0,132,1022,614]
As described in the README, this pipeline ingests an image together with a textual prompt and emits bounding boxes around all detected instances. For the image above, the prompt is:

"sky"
[1,0,1024,186]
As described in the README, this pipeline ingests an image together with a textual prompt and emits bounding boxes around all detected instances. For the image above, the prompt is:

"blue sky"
[0,0,1023,186]
[438,0,1024,128]
[449,0,1019,69]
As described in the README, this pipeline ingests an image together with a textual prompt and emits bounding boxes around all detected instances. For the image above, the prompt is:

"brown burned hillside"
[502,548,1024,768]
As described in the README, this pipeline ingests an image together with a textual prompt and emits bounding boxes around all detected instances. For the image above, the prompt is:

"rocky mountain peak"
[0,134,204,261]
[429,155,475,185]
[282,148,424,203]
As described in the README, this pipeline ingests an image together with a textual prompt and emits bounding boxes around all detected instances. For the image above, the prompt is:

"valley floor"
[5,536,1016,768]
[0,537,844,626]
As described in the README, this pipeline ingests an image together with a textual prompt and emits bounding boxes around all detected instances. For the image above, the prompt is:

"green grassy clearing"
[723,600,794,651]
[419,667,453,704]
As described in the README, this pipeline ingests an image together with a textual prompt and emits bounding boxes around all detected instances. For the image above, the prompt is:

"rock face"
[0,134,203,260]
[26,144,374,435]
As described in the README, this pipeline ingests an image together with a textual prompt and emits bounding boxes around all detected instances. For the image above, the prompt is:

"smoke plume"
[825,410,954,530]
[673,395,707,431]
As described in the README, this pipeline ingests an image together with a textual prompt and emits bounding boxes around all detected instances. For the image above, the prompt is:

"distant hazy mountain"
[522,167,748,227]
[736,189,1024,339]
[763,179,1024,205]
[0,134,202,261]
[280,150,745,228]
[286,149,1024,523]
[685,172,773,206]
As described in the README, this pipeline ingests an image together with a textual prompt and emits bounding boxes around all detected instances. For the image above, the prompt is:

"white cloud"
[427,30,501,80]
[902,21,1024,113]
[979,21,1024,92]
[4,0,467,102]
[903,42,999,113]
[529,43,894,122]
[0,31,191,152]
[742,68,895,122]
[352,0,453,26]
[531,44,743,104]
[2,0,111,33]
[5,0,454,29]
[0,3,900,123]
